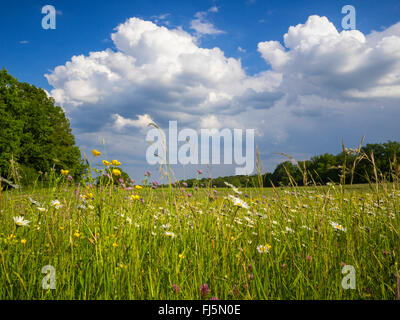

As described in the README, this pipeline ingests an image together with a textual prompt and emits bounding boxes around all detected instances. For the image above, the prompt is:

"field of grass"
[0,173,399,300]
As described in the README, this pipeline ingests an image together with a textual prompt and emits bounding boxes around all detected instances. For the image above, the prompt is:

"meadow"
[0,161,399,300]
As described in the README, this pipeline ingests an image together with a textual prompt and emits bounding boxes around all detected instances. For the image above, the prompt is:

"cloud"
[19,40,29,44]
[258,15,400,100]
[45,15,400,178]
[190,7,225,36]
[112,113,154,130]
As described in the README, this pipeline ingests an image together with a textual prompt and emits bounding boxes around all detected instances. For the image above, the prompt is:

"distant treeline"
[176,141,400,188]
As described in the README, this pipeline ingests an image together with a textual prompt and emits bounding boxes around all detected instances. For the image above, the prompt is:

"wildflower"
[67,175,73,181]
[92,149,101,157]
[83,193,94,200]
[112,242,118,248]
[200,284,210,299]
[165,231,175,238]
[228,195,249,209]
[112,169,121,176]
[197,169,203,174]
[74,231,80,238]
[37,207,47,213]
[330,221,347,232]
[13,216,30,227]
[135,185,143,190]
[256,244,271,254]
[172,284,180,294]
[233,284,239,298]
[51,200,63,209]
[20,239,27,244]
[28,197,41,206]
[61,169,69,176]
[59,226,65,230]
[224,182,242,195]
[111,160,121,166]
[179,253,185,259]
[131,195,140,201]
[103,160,111,166]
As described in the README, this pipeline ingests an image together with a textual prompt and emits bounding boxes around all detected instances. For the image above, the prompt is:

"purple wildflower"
[200,284,210,299]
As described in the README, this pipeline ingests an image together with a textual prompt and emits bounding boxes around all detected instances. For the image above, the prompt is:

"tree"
[0,69,85,184]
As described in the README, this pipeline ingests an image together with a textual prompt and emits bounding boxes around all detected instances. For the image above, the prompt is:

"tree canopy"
[0,69,85,184]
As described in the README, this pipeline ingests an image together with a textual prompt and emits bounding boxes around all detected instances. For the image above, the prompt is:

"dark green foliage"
[0,69,85,184]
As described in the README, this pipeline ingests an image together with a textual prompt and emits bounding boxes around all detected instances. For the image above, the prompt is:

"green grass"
[0,179,399,300]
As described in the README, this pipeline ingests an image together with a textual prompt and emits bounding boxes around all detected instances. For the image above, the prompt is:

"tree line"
[178,141,400,188]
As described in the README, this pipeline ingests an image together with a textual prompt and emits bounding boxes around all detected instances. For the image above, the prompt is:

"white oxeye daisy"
[330,221,347,232]
[228,195,249,209]
[257,244,271,253]
[165,231,175,238]
[13,216,30,227]
[51,200,63,209]
[37,207,48,213]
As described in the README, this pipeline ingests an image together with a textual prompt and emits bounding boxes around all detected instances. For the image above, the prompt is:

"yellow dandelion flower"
[103,160,111,166]
[92,149,101,157]
[111,160,121,166]
[21,239,27,244]
[74,232,80,238]
[131,194,140,201]
[135,185,143,190]
[112,169,121,176]
[61,169,69,176]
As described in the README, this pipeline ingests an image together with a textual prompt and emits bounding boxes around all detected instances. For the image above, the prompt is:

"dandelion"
[60,169,69,176]
[112,169,121,176]
[135,185,143,190]
[74,231,80,238]
[111,160,121,166]
[257,243,271,253]
[131,194,140,201]
[103,160,111,166]
[92,149,101,157]
[13,216,30,227]
[20,239,27,244]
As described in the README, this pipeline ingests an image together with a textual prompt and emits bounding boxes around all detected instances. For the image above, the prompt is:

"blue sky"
[1,0,400,181]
